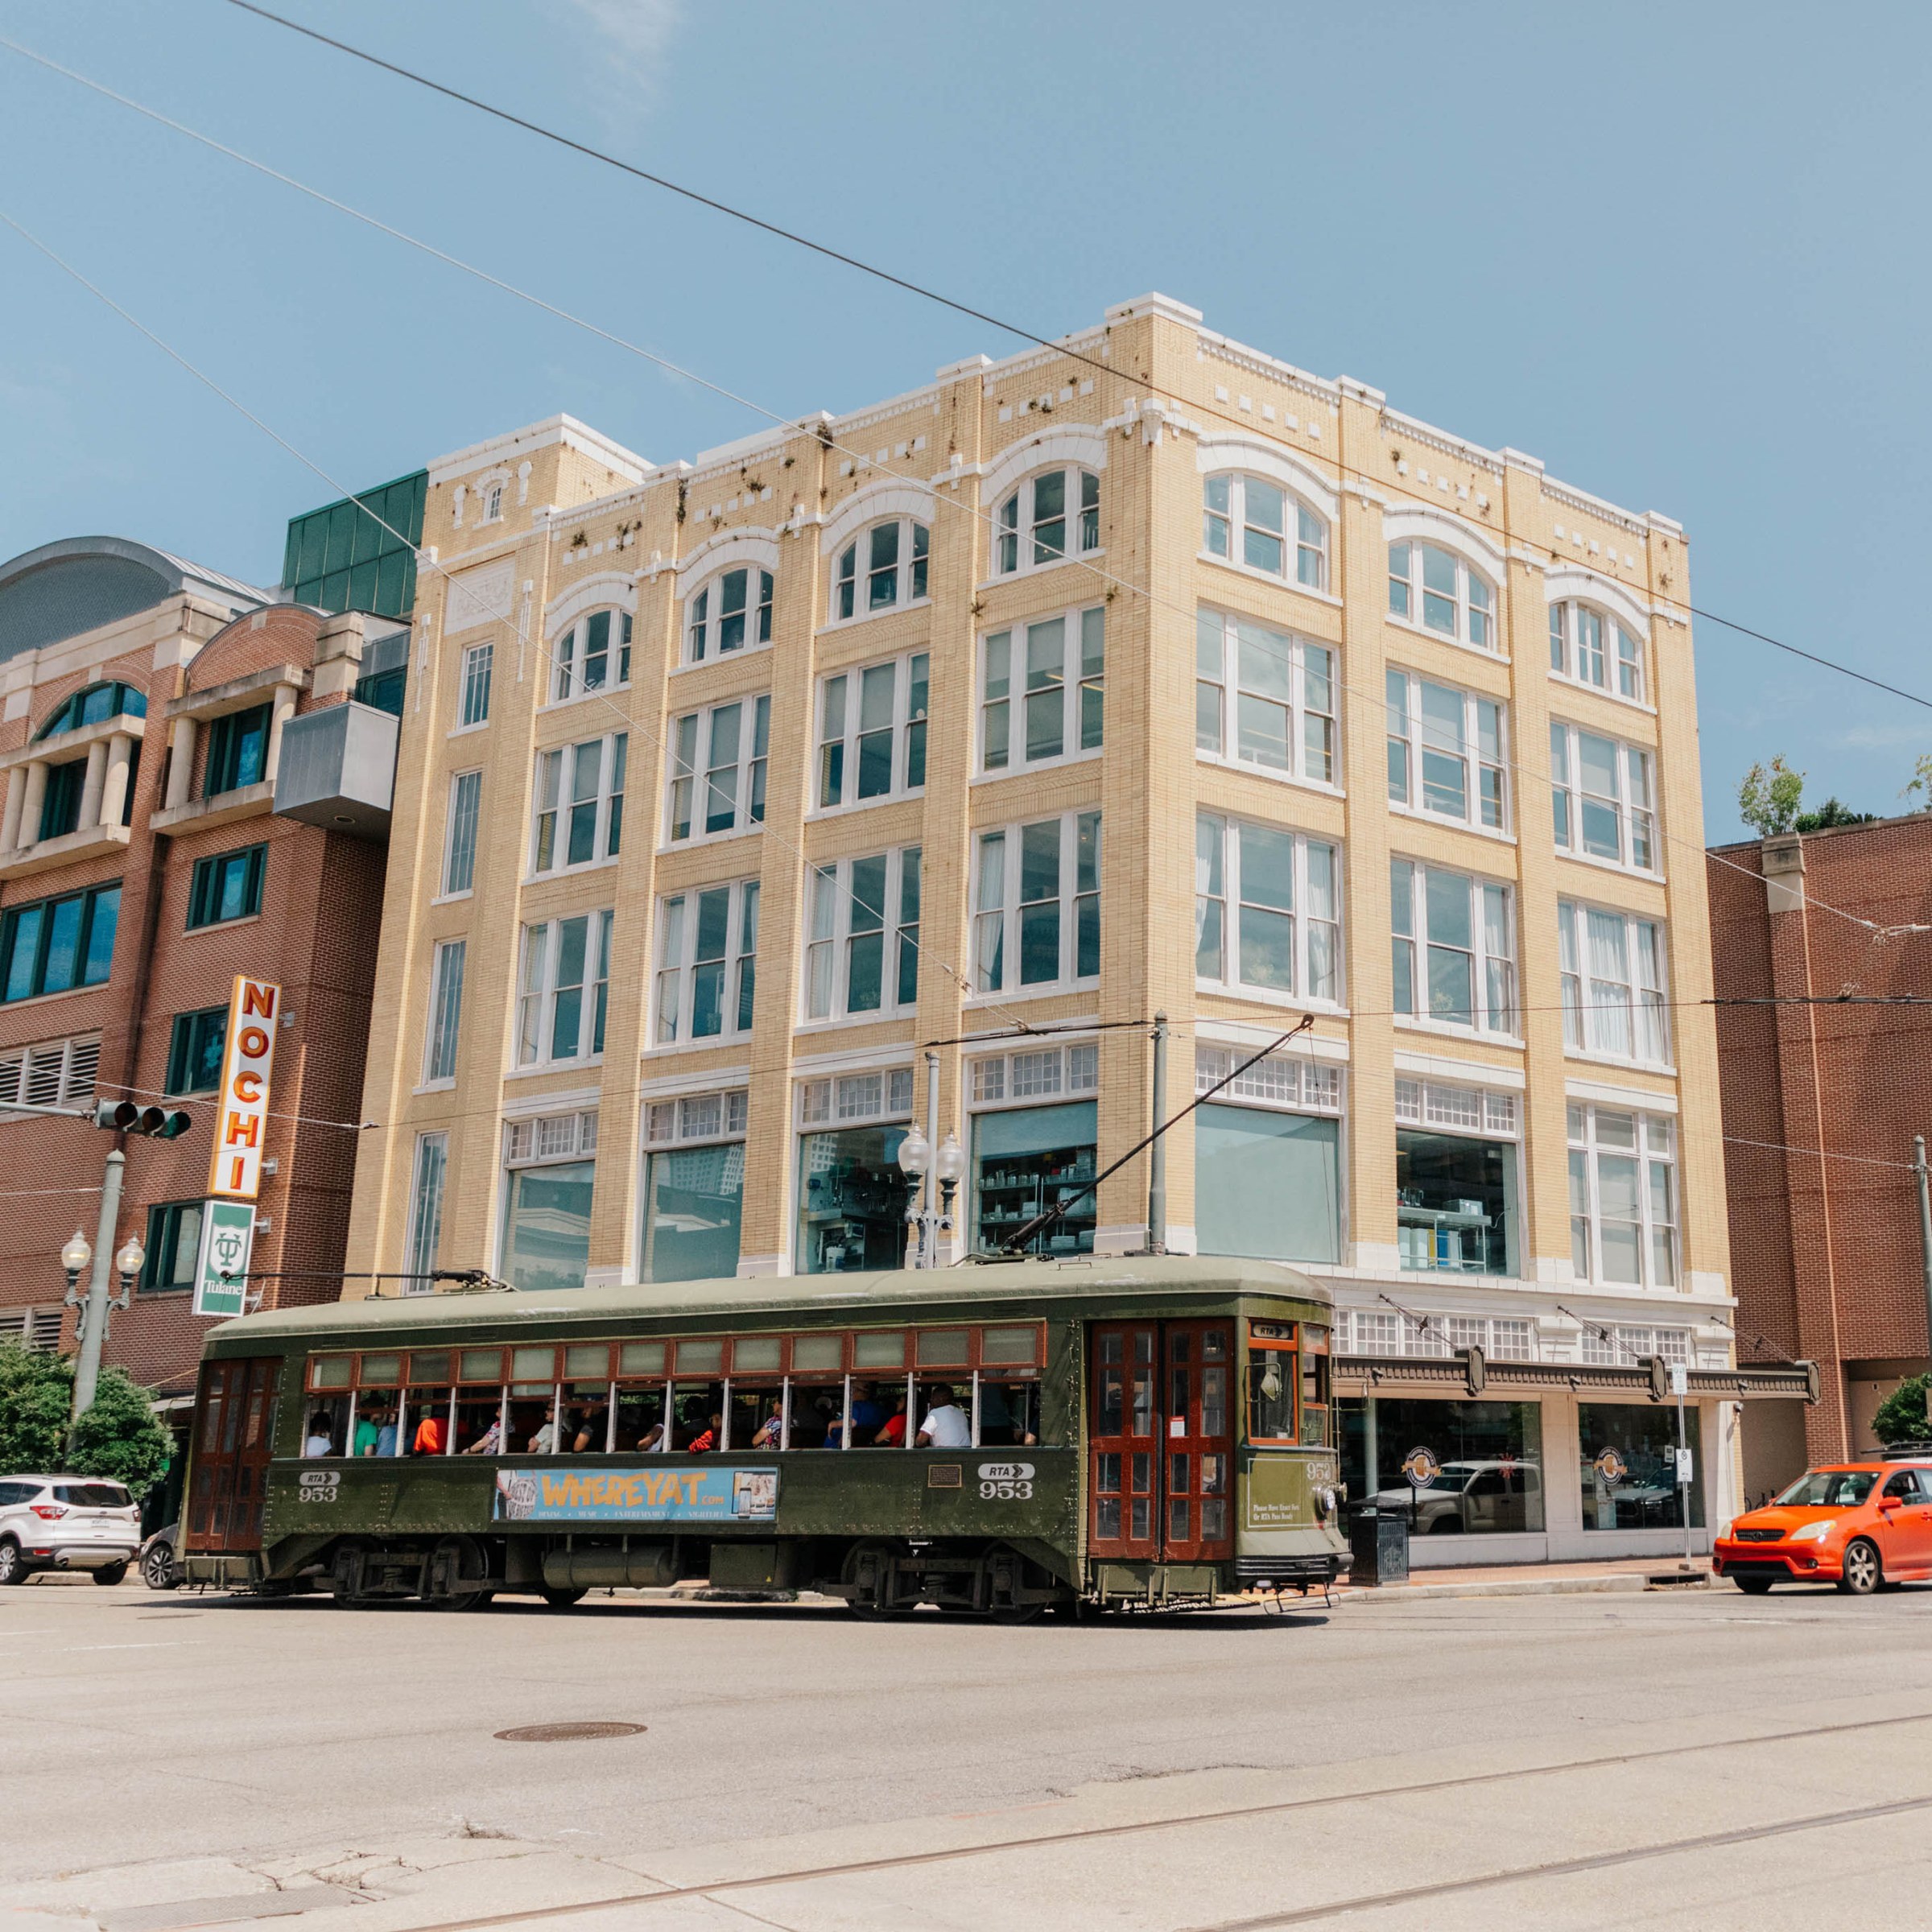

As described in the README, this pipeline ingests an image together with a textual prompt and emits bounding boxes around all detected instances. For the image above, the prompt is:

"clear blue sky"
[2,1,1926,840]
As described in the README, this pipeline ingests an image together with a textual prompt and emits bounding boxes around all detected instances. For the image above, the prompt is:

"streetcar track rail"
[361,1707,1932,1931]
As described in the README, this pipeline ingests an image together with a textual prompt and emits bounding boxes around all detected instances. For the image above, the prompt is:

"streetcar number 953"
[978,1461,1034,1501]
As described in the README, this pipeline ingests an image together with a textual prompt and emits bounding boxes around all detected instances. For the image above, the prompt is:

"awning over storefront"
[1334,1353,1819,1402]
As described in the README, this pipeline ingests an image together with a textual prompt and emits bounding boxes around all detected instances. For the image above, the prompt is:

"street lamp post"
[68,1145,144,1426]
[898,1049,965,1268]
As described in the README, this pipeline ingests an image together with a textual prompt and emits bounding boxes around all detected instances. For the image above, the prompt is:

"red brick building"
[1708,815,1932,1492]
[0,536,397,1433]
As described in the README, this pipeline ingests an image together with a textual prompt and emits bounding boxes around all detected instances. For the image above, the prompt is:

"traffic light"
[93,1099,192,1139]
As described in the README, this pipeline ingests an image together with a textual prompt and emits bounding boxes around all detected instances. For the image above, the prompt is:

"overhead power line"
[217,0,1932,715]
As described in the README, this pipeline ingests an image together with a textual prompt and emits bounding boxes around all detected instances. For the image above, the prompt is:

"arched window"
[995,468,1098,575]
[1203,473,1325,590]
[1549,600,1645,702]
[835,519,929,619]
[552,607,632,703]
[483,483,505,522]
[687,567,774,664]
[35,682,147,739]
[1388,543,1495,649]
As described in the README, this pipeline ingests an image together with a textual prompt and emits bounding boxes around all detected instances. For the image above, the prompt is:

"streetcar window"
[510,1392,555,1452]
[619,1341,666,1377]
[355,1392,399,1457]
[511,1347,556,1381]
[977,1380,1039,1447]
[915,1329,970,1368]
[566,1385,611,1453]
[733,1336,782,1373]
[615,1383,668,1452]
[359,1352,401,1386]
[852,1331,904,1370]
[564,1344,610,1379]
[458,1348,505,1383]
[1201,1453,1229,1541]
[408,1389,453,1455]
[1247,1348,1297,1443]
[454,1389,502,1454]
[981,1325,1042,1367]
[303,1397,349,1457]
[675,1339,724,1376]
[793,1333,845,1373]
[671,1382,724,1449]
[733,1383,780,1447]
[407,1352,451,1385]
[309,1354,353,1391]
[788,1381,839,1448]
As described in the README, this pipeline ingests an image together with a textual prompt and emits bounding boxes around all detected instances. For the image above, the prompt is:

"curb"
[1340,1571,1711,1602]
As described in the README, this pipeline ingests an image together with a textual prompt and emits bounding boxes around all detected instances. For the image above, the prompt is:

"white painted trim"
[1194,1019,1349,1062]
[1393,1050,1527,1091]
[1380,503,1509,580]
[789,1042,918,1077]
[1565,1077,1679,1116]
[675,528,782,595]
[978,425,1110,509]
[499,1083,601,1118]
[1543,564,1654,637]
[1193,433,1340,526]
[429,414,650,486]
[544,571,638,633]
[638,1063,750,1101]
[819,482,935,558]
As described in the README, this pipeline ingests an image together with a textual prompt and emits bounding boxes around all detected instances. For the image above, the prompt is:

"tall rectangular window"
[654,880,758,1043]
[138,1199,204,1294]
[531,733,626,875]
[666,697,769,843]
[39,761,83,841]
[187,846,265,929]
[515,911,613,1066]
[459,642,493,727]
[204,704,272,798]
[0,881,120,1001]
[818,653,929,807]
[979,608,1104,772]
[1195,815,1340,1001]
[803,846,921,1020]
[164,1007,226,1095]
[973,812,1099,995]
[425,939,467,1083]
[1550,601,1646,702]
[444,770,482,894]
[1385,670,1506,831]
[641,1091,747,1282]
[1568,1104,1677,1287]
[1558,901,1670,1064]
[407,1133,448,1287]
[1195,608,1335,785]
[1390,859,1515,1036]
[1550,723,1657,873]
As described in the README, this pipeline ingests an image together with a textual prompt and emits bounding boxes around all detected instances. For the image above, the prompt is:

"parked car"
[1371,1459,1542,1534]
[1713,1460,1932,1595]
[0,1475,142,1584]
[139,1521,181,1591]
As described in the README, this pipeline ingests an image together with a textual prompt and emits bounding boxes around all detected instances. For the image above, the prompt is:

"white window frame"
[1550,721,1658,876]
[514,910,613,1069]
[550,607,631,704]
[978,606,1104,776]
[531,733,627,877]
[1385,669,1509,834]
[441,770,481,898]
[1194,1043,1342,1115]
[796,1066,914,1126]
[1558,899,1670,1067]
[1386,541,1496,650]
[1390,858,1517,1039]
[831,518,930,622]
[1195,607,1338,790]
[665,696,770,845]
[1202,471,1327,591]
[815,653,929,811]
[644,1088,749,1148]
[972,1041,1101,1107]
[684,565,774,665]
[993,466,1100,578]
[1568,1103,1678,1290]
[423,938,467,1085]
[653,879,760,1046]
[0,1034,100,1113]
[456,642,493,730]
[802,845,921,1023]
[405,1132,448,1290]
[1195,814,1343,1006]
[1550,599,1648,705]
[971,810,1101,1000]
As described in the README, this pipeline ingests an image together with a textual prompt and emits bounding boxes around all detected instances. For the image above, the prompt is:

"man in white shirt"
[916,1387,971,1449]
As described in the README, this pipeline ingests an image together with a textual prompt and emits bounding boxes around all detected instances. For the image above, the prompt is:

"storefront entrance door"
[185,1357,281,1553]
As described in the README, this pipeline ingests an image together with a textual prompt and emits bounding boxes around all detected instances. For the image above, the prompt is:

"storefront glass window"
[798,1125,909,1273]
[972,1100,1097,1257]
[1578,1401,1703,1530]
[1396,1129,1515,1274]
[1195,1103,1340,1263]
[642,1144,744,1282]
[501,1159,594,1293]
[1336,1396,1544,1535]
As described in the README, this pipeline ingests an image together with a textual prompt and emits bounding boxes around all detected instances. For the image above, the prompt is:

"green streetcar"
[180,1255,1348,1616]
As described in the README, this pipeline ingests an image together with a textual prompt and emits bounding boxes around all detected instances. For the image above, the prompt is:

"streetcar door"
[1088,1324,1159,1560]
[184,1357,281,1553]
[1160,1322,1235,1563]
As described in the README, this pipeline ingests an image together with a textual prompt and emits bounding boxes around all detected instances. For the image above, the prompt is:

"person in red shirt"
[687,1410,722,1453]
[871,1393,908,1447]
[412,1408,448,1455]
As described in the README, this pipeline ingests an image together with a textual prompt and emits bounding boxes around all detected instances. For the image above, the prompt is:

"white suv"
[0,1476,142,1584]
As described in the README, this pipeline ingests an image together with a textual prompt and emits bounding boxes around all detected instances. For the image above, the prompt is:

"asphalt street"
[6,1576,1932,1930]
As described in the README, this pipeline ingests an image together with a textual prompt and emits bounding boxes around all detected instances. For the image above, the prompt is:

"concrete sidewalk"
[1335,1554,1716,1600]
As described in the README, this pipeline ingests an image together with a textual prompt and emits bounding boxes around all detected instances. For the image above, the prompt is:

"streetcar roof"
[207,1254,1331,1352]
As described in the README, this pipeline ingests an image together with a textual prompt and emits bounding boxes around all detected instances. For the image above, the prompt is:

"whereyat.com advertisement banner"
[493,1468,778,1523]
[208,975,280,1201]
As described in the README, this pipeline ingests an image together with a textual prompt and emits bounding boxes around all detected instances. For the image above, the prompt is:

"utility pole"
[69,1146,127,1421]
[1146,1013,1168,1255]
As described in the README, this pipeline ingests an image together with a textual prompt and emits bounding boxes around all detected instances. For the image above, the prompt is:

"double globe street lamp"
[897,1120,965,1269]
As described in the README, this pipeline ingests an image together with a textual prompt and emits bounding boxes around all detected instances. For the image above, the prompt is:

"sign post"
[1670,1358,1692,1567]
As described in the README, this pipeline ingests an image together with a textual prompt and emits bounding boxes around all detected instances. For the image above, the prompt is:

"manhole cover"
[493,1721,646,1743]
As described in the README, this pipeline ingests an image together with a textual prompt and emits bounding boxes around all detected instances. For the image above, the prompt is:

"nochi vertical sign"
[209,975,280,1201]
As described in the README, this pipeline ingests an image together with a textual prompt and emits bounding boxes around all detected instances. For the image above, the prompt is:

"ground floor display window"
[1396,1129,1516,1275]
[1578,1401,1703,1530]
[1337,1396,1545,1534]
[642,1144,744,1282]
[972,1100,1096,1257]
[500,1159,594,1293]
[1195,1102,1340,1263]
[798,1125,909,1273]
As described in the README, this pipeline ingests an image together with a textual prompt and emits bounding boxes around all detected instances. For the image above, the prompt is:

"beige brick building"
[345,293,1793,1561]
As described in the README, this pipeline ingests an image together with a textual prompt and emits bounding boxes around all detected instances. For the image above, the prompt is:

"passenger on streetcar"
[526,1404,561,1454]
[374,1407,399,1457]
[303,1412,336,1457]
[573,1399,609,1454]
[463,1415,502,1455]
[871,1391,909,1447]
[917,1387,971,1448]
[687,1410,722,1454]
[353,1403,383,1457]
[637,1416,671,1452]
[412,1407,448,1455]
[750,1397,783,1448]
[848,1381,884,1443]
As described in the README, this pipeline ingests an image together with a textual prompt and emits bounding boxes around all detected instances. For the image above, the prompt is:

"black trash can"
[1347,1506,1410,1587]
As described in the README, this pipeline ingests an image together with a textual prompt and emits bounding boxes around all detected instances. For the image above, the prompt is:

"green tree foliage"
[0,1344,173,1497]
[1872,1372,1932,1447]
[1793,797,1876,832]
[1904,754,1932,811]
[1737,755,1806,837]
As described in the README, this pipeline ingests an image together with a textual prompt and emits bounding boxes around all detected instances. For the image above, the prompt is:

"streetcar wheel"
[1732,1575,1774,1595]
[92,1562,128,1587]
[539,1583,587,1609]
[141,1542,179,1591]
[425,1537,494,1612]
[992,1600,1046,1624]
[1839,1538,1883,1596]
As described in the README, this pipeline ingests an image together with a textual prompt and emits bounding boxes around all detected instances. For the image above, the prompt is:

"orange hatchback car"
[1714,1460,1932,1595]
